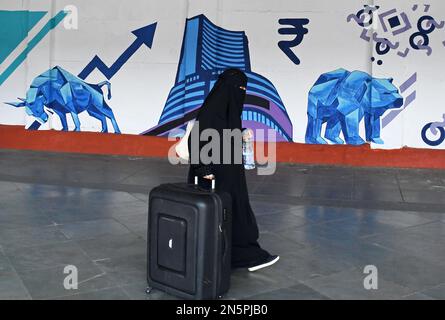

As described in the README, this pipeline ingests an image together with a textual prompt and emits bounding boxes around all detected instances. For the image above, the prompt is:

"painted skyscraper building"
[143,14,293,142]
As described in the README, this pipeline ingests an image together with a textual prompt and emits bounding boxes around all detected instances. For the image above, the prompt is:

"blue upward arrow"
[78,22,157,80]
[26,22,157,130]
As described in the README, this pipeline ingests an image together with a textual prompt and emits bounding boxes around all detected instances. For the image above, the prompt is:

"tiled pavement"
[0,149,444,300]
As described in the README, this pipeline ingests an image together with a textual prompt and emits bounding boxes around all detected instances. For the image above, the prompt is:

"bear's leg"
[305,115,316,143]
[365,113,384,144]
[314,118,328,144]
[343,109,365,145]
[364,113,372,142]
[306,96,327,144]
[325,117,344,144]
[305,115,327,144]
[314,118,327,144]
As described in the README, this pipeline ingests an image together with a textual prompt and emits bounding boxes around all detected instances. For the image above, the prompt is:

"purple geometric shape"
[381,73,417,128]
[417,40,433,56]
[430,114,445,135]
[246,97,292,137]
[347,12,365,25]
[360,29,371,42]
[404,90,417,107]
[382,91,416,128]
[426,18,445,29]
[397,48,410,57]
[373,33,400,49]
[399,72,417,93]
[389,16,401,28]
[379,9,397,32]
[392,13,412,36]
[381,109,401,128]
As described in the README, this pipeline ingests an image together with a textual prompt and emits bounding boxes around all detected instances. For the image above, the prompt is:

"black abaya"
[187,68,271,268]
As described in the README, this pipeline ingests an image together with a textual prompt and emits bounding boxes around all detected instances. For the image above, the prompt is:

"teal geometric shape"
[0,10,47,64]
[0,10,67,86]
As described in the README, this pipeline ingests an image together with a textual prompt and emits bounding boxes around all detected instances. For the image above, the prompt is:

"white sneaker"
[247,255,280,272]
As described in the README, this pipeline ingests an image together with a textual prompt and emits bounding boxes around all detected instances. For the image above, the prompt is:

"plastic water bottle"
[242,130,255,170]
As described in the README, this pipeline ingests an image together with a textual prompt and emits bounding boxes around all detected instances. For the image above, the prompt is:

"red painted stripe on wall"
[0,125,175,158]
[1,125,444,169]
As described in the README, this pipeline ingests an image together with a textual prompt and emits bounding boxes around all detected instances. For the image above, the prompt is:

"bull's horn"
[5,101,25,107]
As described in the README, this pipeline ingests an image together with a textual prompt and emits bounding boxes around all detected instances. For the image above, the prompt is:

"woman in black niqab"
[187,68,278,270]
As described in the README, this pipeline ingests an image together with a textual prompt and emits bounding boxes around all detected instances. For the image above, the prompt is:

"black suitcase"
[146,178,232,300]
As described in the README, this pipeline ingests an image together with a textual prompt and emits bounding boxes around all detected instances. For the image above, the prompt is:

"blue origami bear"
[6,66,121,133]
[305,68,403,145]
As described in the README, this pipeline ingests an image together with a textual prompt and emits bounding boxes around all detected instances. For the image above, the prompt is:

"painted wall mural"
[277,18,310,65]
[7,21,157,132]
[305,69,403,145]
[0,1,444,150]
[0,10,67,86]
[348,4,445,64]
[143,14,293,142]
[6,66,121,133]
[422,114,445,146]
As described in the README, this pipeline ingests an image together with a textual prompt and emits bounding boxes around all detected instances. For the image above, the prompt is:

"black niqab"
[187,68,271,268]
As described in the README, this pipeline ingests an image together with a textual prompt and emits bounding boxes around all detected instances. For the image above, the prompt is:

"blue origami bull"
[305,68,403,145]
[6,66,121,133]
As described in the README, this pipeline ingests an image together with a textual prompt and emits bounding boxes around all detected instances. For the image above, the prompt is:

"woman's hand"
[203,174,215,180]
[242,128,254,141]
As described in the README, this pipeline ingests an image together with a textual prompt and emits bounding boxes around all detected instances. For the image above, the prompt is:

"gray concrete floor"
[0,149,444,300]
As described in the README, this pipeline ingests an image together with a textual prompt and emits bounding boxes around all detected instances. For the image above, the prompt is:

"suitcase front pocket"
[149,197,198,295]
[157,215,187,274]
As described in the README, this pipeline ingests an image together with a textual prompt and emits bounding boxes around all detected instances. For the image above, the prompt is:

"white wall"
[0,0,444,149]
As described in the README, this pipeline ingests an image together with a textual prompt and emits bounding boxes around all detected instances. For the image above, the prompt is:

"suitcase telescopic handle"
[194,176,216,190]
